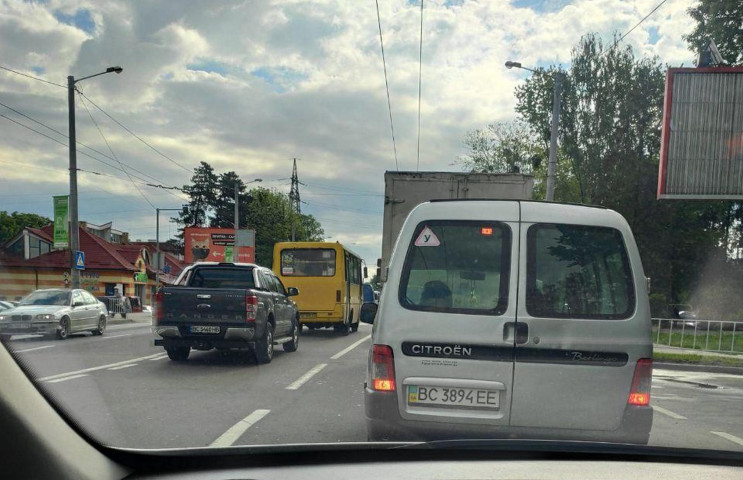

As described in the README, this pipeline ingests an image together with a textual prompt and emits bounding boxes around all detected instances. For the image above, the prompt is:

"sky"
[0,0,699,270]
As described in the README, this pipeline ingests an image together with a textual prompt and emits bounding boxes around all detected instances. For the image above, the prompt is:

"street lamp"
[505,60,563,202]
[68,66,123,288]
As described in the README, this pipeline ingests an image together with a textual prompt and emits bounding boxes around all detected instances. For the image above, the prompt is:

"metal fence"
[652,318,743,353]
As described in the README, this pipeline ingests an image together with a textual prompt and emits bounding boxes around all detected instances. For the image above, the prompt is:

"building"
[0,223,186,304]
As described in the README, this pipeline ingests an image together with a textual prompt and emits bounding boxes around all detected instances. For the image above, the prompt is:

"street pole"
[67,66,122,289]
[546,73,563,202]
[67,75,80,289]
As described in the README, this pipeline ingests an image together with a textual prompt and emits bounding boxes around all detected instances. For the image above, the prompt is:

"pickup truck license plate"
[190,326,220,334]
[407,386,499,409]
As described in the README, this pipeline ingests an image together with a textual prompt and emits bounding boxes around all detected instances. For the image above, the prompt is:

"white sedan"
[0,288,108,340]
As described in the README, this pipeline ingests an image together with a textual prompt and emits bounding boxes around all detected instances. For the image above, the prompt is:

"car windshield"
[1,0,742,462]
[18,291,70,307]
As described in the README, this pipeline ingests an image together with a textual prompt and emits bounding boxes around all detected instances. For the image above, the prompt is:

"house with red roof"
[0,223,186,304]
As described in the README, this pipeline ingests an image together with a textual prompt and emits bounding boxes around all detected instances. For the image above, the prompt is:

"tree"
[684,0,743,65]
[178,161,218,228]
[211,171,243,228]
[0,211,51,245]
[513,33,736,306]
[459,120,543,175]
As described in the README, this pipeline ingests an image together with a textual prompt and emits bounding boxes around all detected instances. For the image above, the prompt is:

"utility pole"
[546,73,563,202]
[289,158,301,241]
[67,66,122,289]
[67,75,80,289]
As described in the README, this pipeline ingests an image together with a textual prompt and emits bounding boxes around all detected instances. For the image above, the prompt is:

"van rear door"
[387,201,519,428]
[509,203,651,432]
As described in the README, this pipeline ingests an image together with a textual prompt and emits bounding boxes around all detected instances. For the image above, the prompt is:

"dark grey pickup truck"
[153,262,300,363]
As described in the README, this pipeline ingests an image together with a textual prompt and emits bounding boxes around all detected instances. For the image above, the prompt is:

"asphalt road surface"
[4,320,743,452]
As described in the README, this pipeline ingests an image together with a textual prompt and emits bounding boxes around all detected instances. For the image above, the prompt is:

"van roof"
[428,199,608,210]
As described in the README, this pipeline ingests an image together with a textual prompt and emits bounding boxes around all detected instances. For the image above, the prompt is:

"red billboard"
[184,227,255,264]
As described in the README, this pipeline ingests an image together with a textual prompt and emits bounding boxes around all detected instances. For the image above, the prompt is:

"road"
[4,319,743,452]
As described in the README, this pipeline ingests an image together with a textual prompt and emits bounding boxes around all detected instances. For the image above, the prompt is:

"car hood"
[0,305,69,317]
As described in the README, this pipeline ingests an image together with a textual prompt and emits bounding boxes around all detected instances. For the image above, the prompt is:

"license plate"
[408,386,499,410]
[190,325,220,334]
[300,312,317,318]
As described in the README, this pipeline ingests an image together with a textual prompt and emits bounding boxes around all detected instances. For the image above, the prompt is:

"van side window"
[526,224,635,319]
[399,221,511,315]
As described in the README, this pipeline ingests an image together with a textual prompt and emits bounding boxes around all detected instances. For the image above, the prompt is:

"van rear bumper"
[365,387,652,445]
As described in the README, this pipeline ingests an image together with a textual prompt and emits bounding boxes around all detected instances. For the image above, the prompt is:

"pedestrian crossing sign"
[75,251,85,270]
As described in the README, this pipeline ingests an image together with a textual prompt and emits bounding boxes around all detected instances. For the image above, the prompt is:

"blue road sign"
[75,251,85,270]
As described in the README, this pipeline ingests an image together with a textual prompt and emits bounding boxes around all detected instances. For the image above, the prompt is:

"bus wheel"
[334,321,350,336]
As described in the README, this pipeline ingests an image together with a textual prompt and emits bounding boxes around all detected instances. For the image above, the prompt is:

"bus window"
[281,248,336,277]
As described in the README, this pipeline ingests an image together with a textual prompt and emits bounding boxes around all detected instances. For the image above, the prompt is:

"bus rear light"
[628,358,652,406]
[371,344,396,392]
[246,295,258,322]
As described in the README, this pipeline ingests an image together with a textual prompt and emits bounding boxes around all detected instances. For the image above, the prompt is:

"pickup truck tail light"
[246,295,258,322]
[154,291,164,324]
[371,344,396,392]
[628,358,652,406]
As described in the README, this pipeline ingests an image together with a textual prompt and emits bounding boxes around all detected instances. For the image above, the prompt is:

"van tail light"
[246,295,258,323]
[154,291,164,324]
[628,358,652,406]
[371,344,396,392]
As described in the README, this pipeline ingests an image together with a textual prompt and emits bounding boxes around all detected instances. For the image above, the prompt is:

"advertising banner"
[184,227,255,264]
[53,195,69,248]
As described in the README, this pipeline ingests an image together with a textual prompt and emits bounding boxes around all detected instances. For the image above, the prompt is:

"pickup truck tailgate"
[161,287,249,325]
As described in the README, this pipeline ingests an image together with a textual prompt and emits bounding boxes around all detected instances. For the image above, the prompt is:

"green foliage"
[459,120,543,175]
[176,163,325,268]
[511,33,741,311]
[684,0,743,65]
[0,211,52,245]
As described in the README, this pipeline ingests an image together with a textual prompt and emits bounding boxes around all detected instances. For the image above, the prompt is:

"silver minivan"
[363,200,653,444]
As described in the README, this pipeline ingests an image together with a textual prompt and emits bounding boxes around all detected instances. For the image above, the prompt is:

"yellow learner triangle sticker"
[414,226,440,247]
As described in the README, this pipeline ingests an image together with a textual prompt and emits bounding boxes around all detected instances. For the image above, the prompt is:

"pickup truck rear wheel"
[166,346,190,361]
[255,322,274,364]
[283,316,300,352]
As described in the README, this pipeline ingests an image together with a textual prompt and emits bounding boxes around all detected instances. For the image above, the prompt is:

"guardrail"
[652,318,742,354]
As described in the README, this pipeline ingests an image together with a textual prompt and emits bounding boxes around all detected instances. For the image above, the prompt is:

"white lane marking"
[330,335,371,360]
[101,334,133,340]
[711,431,743,447]
[653,405,687,420]
[14,345,55,353]
[149,354,169,361]
[47,374,88,384]
[108,364,138,371]
[286,363,327,390]
[38,353,163,382]
[9,334,42,341]
[209,409,271,447]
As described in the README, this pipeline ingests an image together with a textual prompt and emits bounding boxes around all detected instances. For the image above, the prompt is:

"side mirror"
[363,266,368,279]
[73,300,84,307]
[360,302,378,324]
[286,287,299,297]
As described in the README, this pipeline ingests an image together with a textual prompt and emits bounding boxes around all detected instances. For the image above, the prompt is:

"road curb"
[654,362,743,375]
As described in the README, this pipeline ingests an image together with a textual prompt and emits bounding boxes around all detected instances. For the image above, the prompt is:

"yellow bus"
[273,241,363,335]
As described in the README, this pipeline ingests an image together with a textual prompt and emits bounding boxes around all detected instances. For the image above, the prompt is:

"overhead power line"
[604,0,668,55]
[0,64,66,89]
[375,0,399,171]
[77,91,192,173]
[0,99,187,198]
[77,93,156,209]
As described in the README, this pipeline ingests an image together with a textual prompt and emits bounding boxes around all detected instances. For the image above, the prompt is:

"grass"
[653,351,743,368]
[652,329,743,354]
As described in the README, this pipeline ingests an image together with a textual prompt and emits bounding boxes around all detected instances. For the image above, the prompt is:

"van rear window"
[399,221,511,315]
[526,224,635,319]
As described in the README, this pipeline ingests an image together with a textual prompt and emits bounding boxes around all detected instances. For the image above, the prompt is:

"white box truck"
[379,171,534,282]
